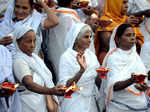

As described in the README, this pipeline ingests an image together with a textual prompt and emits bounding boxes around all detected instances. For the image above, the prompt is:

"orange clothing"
[94,0,144,64]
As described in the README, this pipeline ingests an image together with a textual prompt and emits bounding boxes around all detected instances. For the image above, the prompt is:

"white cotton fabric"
[99,26,148,112]
[47,7,80,78]
[140,18,150,73]
[57,23,100,112]
[128,0,150,14]
[12,25,57,112]
[0,45,22,112]
[0,0,44,56]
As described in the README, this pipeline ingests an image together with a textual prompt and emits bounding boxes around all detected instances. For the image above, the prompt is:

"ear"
[115,36,120,47]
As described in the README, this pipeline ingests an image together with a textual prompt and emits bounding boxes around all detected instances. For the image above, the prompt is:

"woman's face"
[14,0,33,21]
[17,31,36,56]
[117,27,136,50]
[121,0,128,15]
[76,30,92,50]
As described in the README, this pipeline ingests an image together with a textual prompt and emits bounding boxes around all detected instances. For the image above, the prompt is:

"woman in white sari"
[12,25,65,112]
[58,23,100,112]
[100,24,149,112]
[0,45,21,112]
[0,0,58,56]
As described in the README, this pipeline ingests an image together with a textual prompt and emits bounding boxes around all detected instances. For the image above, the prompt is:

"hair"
[116,24,133,40]
[15,0,34,7]
[76,24,92,40]
[115,24,133,47]
[57,0,74,7]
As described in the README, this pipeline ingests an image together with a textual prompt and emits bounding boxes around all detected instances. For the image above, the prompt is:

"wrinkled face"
[17,30,36,56]
[14,0,33,21]
[76,30,92,50]
[121,0,128,15]
[117,27,136,50]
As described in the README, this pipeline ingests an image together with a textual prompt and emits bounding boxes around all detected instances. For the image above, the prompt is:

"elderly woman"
[0,0,58,56]
[0,45,21,112]
[13,25,65,112]
[100,24,149,112]
[58,23,100,112]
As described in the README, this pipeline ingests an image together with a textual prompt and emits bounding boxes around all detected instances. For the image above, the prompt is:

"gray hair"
[76,24,92,40]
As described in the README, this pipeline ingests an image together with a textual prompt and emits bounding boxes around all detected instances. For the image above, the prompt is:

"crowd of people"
[0,0,150,112]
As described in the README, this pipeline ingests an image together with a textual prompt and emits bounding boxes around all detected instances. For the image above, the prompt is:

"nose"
[17,8,24,14]
[31,41,35,48]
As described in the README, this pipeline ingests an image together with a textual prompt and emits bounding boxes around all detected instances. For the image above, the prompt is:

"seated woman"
[94,0,144,65]
[0,45,21,112]
[100,24,149,112]
[0,0,58,56]
[58,23,100,112]
[13,25,65,112]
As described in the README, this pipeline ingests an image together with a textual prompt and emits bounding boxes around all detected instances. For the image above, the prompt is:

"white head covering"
[13,25,34,53]
[64,23,92,49]
[13,25,54,88]
[102,25,137,67]
[100,24,147,110]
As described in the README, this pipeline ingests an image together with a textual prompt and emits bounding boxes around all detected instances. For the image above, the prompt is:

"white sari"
[47,7,80,78]
[12,25,57,112]
[100,27,149,112]
[57,23,99,112]
[0,0,44,56]
[0,45,21,112]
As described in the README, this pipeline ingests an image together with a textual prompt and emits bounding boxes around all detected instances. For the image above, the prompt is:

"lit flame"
[65,82,83,93]
[14,83,19,88]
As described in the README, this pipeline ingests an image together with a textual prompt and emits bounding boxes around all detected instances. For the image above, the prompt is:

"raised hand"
[77,51,87,70]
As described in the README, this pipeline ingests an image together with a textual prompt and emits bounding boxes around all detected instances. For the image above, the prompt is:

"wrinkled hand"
[77,51,87,70]
[0,35,12,46]
[51,85,65,96]
[134,83,149,91]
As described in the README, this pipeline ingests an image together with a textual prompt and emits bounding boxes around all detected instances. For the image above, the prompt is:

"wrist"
[48,88,54,95]
[79,68,85,73]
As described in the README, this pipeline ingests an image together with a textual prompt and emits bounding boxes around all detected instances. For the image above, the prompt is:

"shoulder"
[13,58,28,67]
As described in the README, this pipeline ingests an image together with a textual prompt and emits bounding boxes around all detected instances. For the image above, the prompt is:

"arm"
[66,52,86,86]
[66,68,85,87]
[113,76,136,91]
[128,9,150,17]
[37,0,59,29]
[22,75,64,96]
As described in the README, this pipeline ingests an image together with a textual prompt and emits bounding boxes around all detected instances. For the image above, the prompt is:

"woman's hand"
[77,51,87,70]
[134,83,149,92]
[125,15,141,25]
[0,35,12,46]
[0,88,14,97]
[51,85,65,96]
